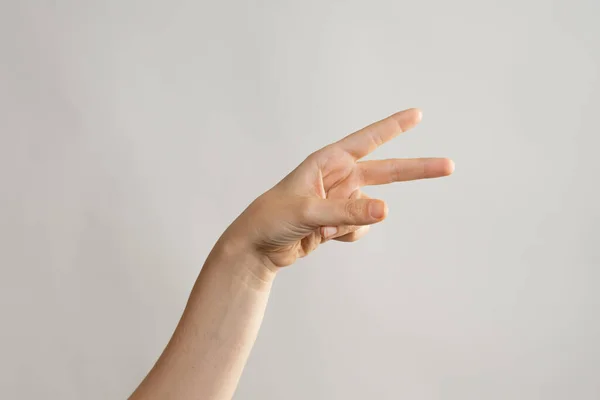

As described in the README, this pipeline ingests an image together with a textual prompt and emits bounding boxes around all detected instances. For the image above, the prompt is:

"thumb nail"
[369,201,386,219]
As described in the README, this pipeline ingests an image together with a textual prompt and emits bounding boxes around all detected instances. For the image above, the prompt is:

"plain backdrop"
[1,1,599,399]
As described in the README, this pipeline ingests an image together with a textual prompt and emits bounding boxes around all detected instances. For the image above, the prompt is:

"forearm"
[130,235,276,400]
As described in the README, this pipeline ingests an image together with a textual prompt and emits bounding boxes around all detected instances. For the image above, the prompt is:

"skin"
[129,108,454,399]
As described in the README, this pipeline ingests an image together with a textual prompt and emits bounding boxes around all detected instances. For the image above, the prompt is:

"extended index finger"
[334,108,422,160]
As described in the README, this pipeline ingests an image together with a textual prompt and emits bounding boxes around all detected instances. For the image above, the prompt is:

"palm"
[249,109,453,267]
[287,150,363,257]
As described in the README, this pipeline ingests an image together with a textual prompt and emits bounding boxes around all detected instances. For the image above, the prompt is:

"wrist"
[211,231,278,290]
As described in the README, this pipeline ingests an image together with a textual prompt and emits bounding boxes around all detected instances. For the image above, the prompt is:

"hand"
[223,108,454,269]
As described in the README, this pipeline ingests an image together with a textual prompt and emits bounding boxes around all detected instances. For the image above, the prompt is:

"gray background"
[1,1,599,399]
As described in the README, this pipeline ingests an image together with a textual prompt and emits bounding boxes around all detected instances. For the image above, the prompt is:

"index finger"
[334,108,422,160]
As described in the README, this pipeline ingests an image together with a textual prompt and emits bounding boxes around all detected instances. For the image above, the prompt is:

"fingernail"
[369,201,386,219]
[415,108,423,121]
[322,226,338,238]
[449,159,455,173]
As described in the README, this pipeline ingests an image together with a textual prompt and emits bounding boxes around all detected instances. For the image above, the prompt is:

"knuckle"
[344,200,356,219]
[370,131,384,148]
[390,161,402,182]
[305,148,328,165]
[303,151,318,164]
[421,159,428,178]
[344,200,364,220]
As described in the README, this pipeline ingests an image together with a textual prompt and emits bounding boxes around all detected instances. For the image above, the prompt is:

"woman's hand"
[130,108,454,400]
[223,108,454,270]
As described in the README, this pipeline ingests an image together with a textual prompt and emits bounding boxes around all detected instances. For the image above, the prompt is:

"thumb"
[304,198,388,227]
